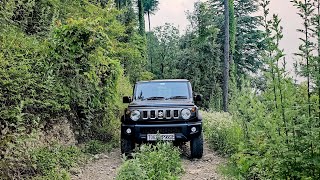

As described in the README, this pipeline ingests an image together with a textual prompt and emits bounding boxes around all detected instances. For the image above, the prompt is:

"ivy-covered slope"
[0,1,149,178]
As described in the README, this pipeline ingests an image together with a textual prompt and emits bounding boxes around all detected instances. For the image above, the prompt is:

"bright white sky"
[147,0,302,78]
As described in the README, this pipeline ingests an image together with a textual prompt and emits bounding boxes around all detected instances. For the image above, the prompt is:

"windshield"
[134,82,191,100]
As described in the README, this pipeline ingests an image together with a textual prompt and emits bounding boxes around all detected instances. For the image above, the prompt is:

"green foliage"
[146,0,264,110]
[146,23,180,79]
[0,0,59,35]
[205,2,320,177]
[33,169,70,180]
[31,145,83,177]
[202,111,243,156]
[83,140,115,154]
[0,0,148,178]
[116,142,183,180]
[138,0,145,36]
[143,0,159,14]
[147,4,223,109]
[207,8,320,177]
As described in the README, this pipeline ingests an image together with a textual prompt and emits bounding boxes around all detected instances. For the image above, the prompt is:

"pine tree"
[292,0,314,118]
[233,0,264,87]
[144,0,159,31]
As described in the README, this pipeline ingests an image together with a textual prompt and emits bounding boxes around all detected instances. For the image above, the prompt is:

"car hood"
[128,99,194,107]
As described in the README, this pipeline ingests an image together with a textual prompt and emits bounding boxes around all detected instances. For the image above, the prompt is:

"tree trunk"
[229,0,236,66]
[304,0,311,118]
[223,0,230,112]
[317,0,320,125]
[138,0,145,36]
[148,11,151,31]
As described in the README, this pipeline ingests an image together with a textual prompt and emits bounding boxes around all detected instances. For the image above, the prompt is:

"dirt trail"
[72,143,226,180]
[181,144,226,180]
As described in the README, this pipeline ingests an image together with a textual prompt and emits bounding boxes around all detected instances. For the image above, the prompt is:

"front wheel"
[121,138,135,155]
[190,133,203,159]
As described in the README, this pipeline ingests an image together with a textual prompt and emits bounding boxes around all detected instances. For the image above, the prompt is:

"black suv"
[121,79,203,158]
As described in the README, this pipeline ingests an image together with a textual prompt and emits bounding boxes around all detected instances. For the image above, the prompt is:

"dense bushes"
[0,0,149,178]
[202,111,242,156]
[205,81,320,179]
[116,142,183,180]
[31,145,84,179]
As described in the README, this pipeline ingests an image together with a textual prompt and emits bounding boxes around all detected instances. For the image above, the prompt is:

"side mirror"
[123,96,132,103]
[194,95,202,102]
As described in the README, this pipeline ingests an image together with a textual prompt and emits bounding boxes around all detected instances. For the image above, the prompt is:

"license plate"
[147,134,175,141]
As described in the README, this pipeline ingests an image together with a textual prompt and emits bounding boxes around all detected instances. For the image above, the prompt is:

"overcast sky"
[147,0,302,77]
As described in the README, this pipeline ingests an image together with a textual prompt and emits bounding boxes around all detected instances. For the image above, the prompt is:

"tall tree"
[144,0,159,31]
[223,0,230,112]
[292,0,314,117]
[315,0,320,123]
[182,2,222,109]
[148,23,180,79]
[138,0,145,36]
[233,0,264,87]
[208,0,264,88]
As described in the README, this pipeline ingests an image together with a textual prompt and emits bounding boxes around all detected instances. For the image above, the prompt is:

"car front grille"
[141,109,181,119]
[140,127,182,134]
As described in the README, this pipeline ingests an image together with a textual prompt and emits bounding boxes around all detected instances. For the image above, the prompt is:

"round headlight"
[130,110,140,121]
[181,109,191,120]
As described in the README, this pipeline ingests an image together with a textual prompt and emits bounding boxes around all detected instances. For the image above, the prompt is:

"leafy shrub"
[0,0,149,178]
[219,82,320,179]
[116,160,148,180]
[202,111,243,156]
[31,144,84,176]
[83,140,115,154]
[116,142,183,180]
[33,169,70,180]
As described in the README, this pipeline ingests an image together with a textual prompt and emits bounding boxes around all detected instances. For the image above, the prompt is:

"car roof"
[136,79,190,84]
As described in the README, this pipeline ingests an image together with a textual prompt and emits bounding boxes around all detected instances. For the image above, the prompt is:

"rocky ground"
[71,143,226,180]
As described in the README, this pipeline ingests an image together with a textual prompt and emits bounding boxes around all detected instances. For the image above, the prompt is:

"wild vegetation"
[116,142,183,180]
[147,0,320,179]
[1,0,320,179]
[0,0,147,178]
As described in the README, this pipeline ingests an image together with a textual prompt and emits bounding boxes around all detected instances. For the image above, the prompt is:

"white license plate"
[147,134,175,141]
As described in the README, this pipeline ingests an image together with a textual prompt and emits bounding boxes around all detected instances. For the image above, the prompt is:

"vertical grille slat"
[150,110,156,119]
[174,110,179,118]
[143,111,148,119]
[166,110,171,119]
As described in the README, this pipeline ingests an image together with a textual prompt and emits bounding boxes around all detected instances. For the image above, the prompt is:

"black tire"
[190,133,203,159]
[121,138,134,155]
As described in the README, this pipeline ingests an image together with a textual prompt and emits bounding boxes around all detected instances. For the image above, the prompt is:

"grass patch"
[116,142,183,180]
[202,111,243,156]
[31,144,85,179]
[83,140,116,155]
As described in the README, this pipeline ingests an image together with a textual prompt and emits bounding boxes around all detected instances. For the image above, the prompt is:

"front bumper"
[121,122,202,143]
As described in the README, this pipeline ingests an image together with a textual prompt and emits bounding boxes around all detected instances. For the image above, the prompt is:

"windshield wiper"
[146,96,165,100]
[167,96,188,100]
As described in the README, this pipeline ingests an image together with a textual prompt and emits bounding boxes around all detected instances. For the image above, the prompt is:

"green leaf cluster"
[31,144,83,178]
[0,0,149,178]
[116,142,183,180]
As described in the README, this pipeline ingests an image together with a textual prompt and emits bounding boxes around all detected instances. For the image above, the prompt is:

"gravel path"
[72,143,226,180]
[181,144,226,180]
[71,149,122,180]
